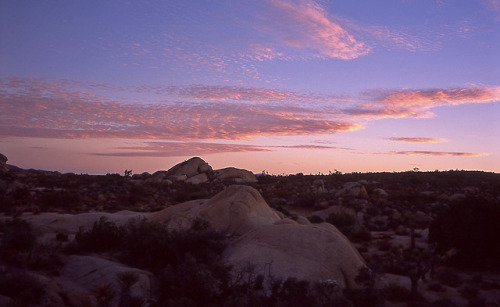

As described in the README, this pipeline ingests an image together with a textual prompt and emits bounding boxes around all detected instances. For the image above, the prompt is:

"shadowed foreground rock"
[1,185,366,305]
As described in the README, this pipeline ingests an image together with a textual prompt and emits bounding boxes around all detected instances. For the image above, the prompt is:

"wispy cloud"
[1,76,498,149]
[387,137,446,143]
[391,151,488,157]
[360,25,437,52]
[91,142,271,157]
[91,141,348,157]
[135,84,334,103]
[481,0,500,18]
[345,85,500,118]
[257,0,370,60]
[0,76,359,140]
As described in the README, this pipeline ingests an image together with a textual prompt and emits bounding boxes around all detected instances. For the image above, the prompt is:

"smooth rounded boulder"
[149,185,280,235]
[225,221,366,289]
[166,157,212,178]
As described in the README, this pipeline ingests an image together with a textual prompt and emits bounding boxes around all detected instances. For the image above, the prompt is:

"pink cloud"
[141,84,330,103]
[387,137,446,143]
[91,141,349,157]
[0,76,359,140]
[361,25,436,52]
[482,0,500,12]
[92,142,272,157]
[2,76,499,145]
[391,151,487,157]
[345,85,500,119]
[264,0,370,60]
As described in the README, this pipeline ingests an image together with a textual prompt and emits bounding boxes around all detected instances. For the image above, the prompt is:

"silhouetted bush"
[348,226,372,242]
[0,268,44,305]
[383,283,410,302]
[429,196,500,268]
[75,216,122,252]
[0,218,37,251]
[436,269,462,288]
[326,211,356,234]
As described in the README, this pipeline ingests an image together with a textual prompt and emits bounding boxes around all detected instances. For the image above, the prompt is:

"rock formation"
[213,167,258,183]
[226,222,364,288]
[149,185,280,235]
[154,157,258,184]
[0,152,9,174]
[336,181,368,198]
[150,185,366,288]
[166,156,212,179]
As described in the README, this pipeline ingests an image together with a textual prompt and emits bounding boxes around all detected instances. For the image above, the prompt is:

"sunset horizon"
[1,0,499,175]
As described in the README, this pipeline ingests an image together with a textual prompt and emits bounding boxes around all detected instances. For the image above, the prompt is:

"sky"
[1,0,499,175]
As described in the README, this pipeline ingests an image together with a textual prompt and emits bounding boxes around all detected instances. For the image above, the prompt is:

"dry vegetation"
[1,162,499,306]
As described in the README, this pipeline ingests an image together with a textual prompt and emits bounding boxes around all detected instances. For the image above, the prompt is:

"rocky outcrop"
[186,172,209,184]
[213,167,258,183]
[226,221,365,288]
[59,255,153,307]
[166,157,212,179]
[149,185,280,235]
[373,188,389,197]
[0,153,9,174]
[311,179,327,194]
[336,182,368,198]
[150,185,366,288]
[156,157,258,184]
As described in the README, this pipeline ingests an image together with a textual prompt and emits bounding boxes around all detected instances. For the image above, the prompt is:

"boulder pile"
[149,157,257,185]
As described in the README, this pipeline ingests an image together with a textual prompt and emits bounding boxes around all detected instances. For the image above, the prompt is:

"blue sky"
[1,0,499,174]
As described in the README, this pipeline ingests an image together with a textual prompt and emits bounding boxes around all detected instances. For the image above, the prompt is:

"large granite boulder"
[150,185,366,288]
[226,221,365,288]
[149,185,280,235]
[166,157,212,179]
[214,167,258,183]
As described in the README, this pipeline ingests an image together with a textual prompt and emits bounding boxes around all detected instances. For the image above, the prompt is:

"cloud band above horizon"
[1,76,499,145]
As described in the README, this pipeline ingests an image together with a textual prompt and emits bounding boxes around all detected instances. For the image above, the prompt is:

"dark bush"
[383,283,411,302]
[326,211,356,232]
[308,215,324,223]
[428,282,444,292]
[429,196,500,268]
[436,269,462,288]
[75,216,122,252]
[349,226,372,242]
[0,268,44,305]
[1,218,37,251]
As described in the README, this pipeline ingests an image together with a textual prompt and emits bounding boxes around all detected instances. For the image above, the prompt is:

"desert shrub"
[38,189,80,211]
[0,268,44,305]
[383,283,410,302]
[266,277,315,307]
[0,218,37,251]
[429,196,500,268]
[344,266,384,307]
[349,226,372,242]
[459,285,479,299]
[436,269,462,288]
[75,216,122,252]
[427,282,444,292]
[326,211,356,231]
[308,215,324,223]
[73,217,233,305]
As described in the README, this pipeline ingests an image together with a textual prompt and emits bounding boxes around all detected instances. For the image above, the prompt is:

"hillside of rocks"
[1,153,500,306]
